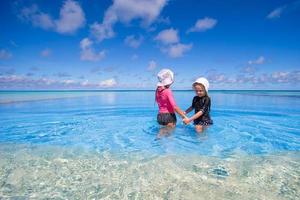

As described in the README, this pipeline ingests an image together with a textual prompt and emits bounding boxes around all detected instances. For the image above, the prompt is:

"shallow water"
[0,144,299,199]
[0,90,299,199]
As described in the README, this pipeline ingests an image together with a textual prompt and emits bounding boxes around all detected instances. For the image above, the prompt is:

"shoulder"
[192,96,200,105]
[203,96,211,102]
[164,88,173,95]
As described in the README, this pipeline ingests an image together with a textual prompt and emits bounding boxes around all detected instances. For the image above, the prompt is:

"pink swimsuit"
[156,87,177,113]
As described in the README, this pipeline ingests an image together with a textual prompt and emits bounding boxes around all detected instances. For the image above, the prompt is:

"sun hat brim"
[157,78,174,87]
[193,77,209,92]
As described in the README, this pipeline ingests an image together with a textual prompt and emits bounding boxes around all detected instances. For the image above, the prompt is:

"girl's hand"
[183,117,191,125]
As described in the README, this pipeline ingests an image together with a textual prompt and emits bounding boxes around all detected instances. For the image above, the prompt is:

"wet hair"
[192,82,208,96]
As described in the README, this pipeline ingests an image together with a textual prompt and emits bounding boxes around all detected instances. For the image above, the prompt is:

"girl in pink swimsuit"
[155,69,187,132]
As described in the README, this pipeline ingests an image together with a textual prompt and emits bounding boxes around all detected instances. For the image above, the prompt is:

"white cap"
[157,69,174,87]
[194,77,209,92]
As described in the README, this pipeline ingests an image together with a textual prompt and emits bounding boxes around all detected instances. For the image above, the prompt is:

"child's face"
[194,84,206,97]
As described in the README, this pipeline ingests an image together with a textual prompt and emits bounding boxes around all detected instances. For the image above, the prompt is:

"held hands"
[183,117,191,125]
[180,108,192,125]
[182,110,191,125]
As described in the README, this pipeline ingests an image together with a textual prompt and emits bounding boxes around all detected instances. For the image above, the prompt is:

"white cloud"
[34,13,54,29]
[91,0,168,42]
[204,70,227,84]
[248,56,265,65]
[112,0,167,25]
[41,48,51,57]
[147,60,157,71]
[19,4,54,29]
[124,35,143,48]
[99,78,117,87]
[267,7,284,19]
[55,0,86,34]
[205,69,300,86]
[156,16,171,25]
[1,70,299,89]
[81,80,89,86]
[188,17,217,33]
[0,75,120,89]
[19,0,85,34]
[154,28,179,44]
[80,38,106,61]
[162,43,193,58]
[90,22,116,42]
[271,72,289,79]
[62,79,76,84]
[241,66,257,74]
[208,73,228,84]
[0,75,56,88]
[0,49,12,60]
[267,0,300,19]
[154,28,192,58]
[270,71,297,83]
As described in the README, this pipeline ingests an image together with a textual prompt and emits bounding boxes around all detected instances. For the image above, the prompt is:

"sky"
[0,0,300,90]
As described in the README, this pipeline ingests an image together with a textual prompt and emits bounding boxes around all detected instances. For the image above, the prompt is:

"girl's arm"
[174,106,188,119]
[183,110,203,124]
[185,96,195,115]
[185,106,193,114]
[166,89,187,119]
[188,110,203,122]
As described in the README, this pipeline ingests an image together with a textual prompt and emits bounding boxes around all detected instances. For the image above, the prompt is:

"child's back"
[156,86,176,113]
[155,69,187,129]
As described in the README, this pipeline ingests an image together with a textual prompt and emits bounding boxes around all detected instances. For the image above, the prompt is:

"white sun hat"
[157,69,174,86]
[194,77,209,92]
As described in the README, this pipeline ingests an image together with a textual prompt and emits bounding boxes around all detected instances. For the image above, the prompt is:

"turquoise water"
[0,90,299,199]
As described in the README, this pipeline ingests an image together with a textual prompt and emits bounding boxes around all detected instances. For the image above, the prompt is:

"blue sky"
[0,0,299,90]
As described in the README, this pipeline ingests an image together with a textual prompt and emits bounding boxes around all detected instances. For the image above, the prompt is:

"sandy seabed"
[0,144,299,200]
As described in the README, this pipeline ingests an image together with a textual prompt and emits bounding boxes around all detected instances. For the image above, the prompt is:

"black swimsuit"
[192,96,213,126]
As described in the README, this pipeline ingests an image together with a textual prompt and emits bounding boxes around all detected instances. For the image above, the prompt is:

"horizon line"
[1,89,300,92]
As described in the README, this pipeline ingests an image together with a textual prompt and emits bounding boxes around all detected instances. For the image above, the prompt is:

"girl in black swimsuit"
[183,77,213,133]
